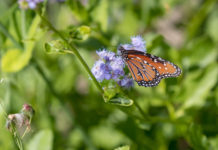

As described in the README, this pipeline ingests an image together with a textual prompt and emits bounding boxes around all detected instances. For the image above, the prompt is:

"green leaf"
[114,145,130,150]
[91,0,108,31]
[209,136,218,150]
[187,124,209,150]
[108,97,133,107]
[206,9,218,42]
[183,63,218,109]
[102,84,133,106]
[26,129,53,150]
[1,48,30,72]
[90,125,129,149]
[66,0,88,21]
[1,14,42,73]
[103,88,117,103]
[115,7,139,36]
[187,0,216,40]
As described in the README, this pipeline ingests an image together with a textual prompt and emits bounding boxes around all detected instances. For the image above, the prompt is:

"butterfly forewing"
[127,58,155,81]
[135,53,181,78]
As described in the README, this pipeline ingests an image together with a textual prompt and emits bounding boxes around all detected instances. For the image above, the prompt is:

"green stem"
[11,124,24,150]
[12,11,22,44]
[133,100,150,121]
[21,118,32,139]
[21,10,26,41]
[38,13,104,94]
[165,101,176,120]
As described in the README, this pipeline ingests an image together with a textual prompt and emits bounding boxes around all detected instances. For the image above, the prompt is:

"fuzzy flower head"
[96,49,115,62]
[18,0,44,9]
[120,35,146,53]
[92,49,134,89]
[91,60,110,82]
[118,76,134,89]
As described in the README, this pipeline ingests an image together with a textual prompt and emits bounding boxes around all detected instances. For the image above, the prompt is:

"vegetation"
[0,0,217,149]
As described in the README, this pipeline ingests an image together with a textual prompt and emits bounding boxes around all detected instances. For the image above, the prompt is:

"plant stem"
[21,10,26,41]
[133,100,150,121]
[165,101,176,120]
[11,124,24,150]
[38,13,104,94]
[12,11,22,44]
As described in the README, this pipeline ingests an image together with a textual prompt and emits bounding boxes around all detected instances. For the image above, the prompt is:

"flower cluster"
[122,35,146,53]
[18,0,44,9]
[91,36,146,89]
[91,49,134,89]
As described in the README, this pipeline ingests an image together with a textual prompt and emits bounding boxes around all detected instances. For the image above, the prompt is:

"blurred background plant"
[0,0,218,150]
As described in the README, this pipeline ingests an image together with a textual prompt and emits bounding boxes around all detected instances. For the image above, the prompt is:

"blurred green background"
[0,0,218,149]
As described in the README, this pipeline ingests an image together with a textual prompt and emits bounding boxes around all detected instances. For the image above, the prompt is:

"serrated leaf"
[26,129,53,150]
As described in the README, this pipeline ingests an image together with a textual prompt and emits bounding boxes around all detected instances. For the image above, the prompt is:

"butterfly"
[119,46,181,87]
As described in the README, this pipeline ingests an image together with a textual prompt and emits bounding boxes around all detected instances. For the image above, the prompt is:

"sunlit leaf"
[206,9,218,42]
[183,63,218,109]
[1,48,29,72]
[114,145,130,150]
[90,125,129,149]
[1,14,42,73]
[26,129,53,150]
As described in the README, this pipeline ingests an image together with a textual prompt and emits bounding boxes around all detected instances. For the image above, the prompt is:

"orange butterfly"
[119,46,181,87]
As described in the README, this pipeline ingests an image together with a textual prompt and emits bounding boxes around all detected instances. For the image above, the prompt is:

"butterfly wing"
[126,56,161,87]
[121,49,181,87]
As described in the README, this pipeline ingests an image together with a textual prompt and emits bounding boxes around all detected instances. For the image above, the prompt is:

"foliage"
[0,0,218,150]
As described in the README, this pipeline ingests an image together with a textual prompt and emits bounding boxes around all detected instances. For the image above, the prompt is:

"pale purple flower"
[119,76,134,89]
[96,49,115,62]
[131,36,146,52]
[112,69,125,79]
[18,0,44,9]
[92,48,134,89]
[119,35,146,53]
[28,1,36,9]
[121,44,133,50]
[91,60,107,82]
[110,57,125,71]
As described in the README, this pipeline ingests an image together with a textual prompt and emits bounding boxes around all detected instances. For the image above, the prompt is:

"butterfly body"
[119,46,181,87]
